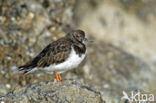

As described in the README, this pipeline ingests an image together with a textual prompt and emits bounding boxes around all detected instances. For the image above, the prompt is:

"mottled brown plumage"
[19,30,87,74]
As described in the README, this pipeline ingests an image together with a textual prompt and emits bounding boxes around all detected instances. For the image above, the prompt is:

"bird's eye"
[76,35,80,38]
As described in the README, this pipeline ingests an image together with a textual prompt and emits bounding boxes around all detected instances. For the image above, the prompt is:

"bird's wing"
[18,38,72,73]
[37,39,72,67]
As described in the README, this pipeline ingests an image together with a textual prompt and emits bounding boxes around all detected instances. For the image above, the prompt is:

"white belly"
[39,47,86,74]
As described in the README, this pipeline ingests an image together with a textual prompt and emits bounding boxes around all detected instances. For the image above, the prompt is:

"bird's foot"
[54,71,63,82]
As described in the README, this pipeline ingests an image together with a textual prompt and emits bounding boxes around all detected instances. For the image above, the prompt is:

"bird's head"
[66,30,87,43]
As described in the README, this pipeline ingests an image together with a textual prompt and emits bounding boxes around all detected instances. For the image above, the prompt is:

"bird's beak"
[84,38,93,43]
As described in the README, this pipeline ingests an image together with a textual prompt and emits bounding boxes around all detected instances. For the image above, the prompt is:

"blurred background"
[0,0,156,102]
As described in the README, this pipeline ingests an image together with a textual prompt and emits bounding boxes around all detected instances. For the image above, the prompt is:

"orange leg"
[58,74,62,81]
[54,71,60,82]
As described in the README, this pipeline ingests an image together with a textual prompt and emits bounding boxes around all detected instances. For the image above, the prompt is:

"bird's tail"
[18,64,34,74]
[18,57,39,74]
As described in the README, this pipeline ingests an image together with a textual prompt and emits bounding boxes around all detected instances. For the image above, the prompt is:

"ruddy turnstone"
[18,30,89,82]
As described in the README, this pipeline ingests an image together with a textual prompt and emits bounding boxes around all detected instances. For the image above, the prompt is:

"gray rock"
[78,42,154,102]
[0,83,9,96]
[0,80,104,103]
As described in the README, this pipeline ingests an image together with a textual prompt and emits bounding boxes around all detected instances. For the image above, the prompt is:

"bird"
[18,30,89,82]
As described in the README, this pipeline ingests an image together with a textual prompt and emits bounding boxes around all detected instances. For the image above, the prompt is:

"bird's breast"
[65,47,86,69]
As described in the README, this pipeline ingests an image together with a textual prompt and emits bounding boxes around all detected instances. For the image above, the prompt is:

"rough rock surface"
[0,83,9,97]
[0,80,103,103]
